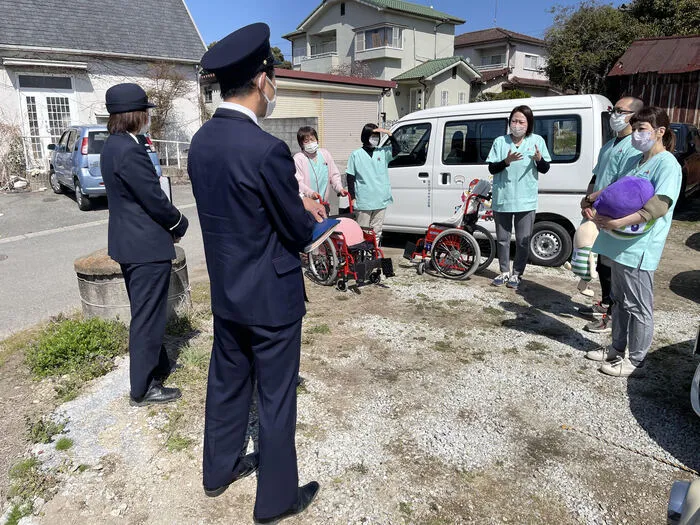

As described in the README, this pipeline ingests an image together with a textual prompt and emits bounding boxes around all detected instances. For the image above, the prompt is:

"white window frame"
[440,90,449,106]
[356,26,403,52]
[458,92,467,105]
[524,54,542,71]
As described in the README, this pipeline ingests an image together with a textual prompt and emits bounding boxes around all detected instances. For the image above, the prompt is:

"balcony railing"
[476,63,507,71]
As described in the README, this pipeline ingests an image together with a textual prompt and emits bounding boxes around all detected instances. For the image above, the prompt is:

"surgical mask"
[510,125,526,138]
[303,142,318,154]
[259,75,277,119]
[631,130,655,152]
[609,112,630,133]
[368,136,380,147]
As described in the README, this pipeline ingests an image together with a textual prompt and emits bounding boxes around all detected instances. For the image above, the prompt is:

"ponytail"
[662,126,675,152]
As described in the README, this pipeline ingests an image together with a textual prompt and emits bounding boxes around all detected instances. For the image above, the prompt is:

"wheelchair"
[403,179,496,280]
[306,200,394,291]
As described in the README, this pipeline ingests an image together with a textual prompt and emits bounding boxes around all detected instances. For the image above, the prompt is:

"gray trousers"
[356,208,386,240]
[610,261,654,364]
[493,211,536,276]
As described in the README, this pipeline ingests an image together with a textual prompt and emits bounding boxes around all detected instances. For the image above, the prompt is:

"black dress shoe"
[254,481,320,524]
[129,384,181,407]
[204,452,259,497]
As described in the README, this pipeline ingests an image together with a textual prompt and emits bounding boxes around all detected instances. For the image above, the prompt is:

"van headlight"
[668,481,691,524]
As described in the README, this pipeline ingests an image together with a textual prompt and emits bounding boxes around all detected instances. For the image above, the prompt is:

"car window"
[88,131,109,154]
[534,114,581,163]
[388,123,432,168]
[601,111,613,145]
[57,131,70,151]
[66,130,79,153]
[442,118,506,165]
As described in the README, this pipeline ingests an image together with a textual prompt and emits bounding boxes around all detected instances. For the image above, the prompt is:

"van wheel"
[49,170,63,194]
[529,221,572,267]
[74,179,92,211]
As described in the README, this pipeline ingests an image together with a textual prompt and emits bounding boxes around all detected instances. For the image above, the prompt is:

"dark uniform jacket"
[188,108,315,327]
[101,132,188,264]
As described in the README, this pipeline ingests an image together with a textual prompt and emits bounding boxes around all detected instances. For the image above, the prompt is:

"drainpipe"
[433,20,449,59]
[413,27,417,67]
[418,78,428,110]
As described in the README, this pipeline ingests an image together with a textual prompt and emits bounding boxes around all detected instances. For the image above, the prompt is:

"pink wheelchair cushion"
[335,217,365,247]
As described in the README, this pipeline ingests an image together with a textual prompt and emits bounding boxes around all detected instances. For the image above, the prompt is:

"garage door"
[274,89,321,120]
[321,92,379,172]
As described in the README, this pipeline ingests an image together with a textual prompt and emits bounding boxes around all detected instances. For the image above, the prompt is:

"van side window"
[442,119,506,165]
[534,115,581,163]
[601,111,614,145]
[389,123,432,168]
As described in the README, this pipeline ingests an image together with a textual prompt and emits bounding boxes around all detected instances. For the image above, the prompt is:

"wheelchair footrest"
[403,242,417,260]
[381,257,395,278]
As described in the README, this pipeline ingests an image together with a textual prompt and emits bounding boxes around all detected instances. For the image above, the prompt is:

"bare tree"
[328,61,375,79]
[0,122,27,190]
[145,62,190,139]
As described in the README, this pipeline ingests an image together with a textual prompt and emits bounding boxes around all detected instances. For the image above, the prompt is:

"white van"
[383,94,614,267]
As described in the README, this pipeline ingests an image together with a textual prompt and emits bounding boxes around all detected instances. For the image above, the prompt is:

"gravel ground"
[2,233,699,524]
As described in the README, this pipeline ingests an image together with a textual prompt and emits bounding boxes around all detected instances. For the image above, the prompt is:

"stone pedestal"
[74,246,191,324]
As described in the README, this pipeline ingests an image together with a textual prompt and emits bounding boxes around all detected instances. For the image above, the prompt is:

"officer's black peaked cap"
[201,23,277,93]
[105,83,155,114]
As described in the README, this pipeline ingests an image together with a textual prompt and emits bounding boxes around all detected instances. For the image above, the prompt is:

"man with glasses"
[579,96,644,336]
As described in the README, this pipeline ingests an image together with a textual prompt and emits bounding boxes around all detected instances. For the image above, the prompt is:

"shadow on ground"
[669,271,700,304]
[627,339,700,472]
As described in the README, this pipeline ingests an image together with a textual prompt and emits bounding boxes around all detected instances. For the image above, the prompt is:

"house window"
[340,2,345,15]
[458,92,467,105]
[440,91,449,106]
[524,54,542,70]
[46,96,71,143]
[480,54,505,67]
[204,87,213,103]
[356,26,402,51]
[18,75,72,90]
[442,118,507,165]
[25,96,42,160]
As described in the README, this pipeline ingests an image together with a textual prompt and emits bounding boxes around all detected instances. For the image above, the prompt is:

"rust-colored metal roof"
[475,67,509,83]
[608,35,700,77]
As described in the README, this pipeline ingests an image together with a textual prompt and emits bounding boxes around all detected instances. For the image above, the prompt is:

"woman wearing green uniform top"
[346,123,401,243]
[585,106,682,378]
[486,105,551,290]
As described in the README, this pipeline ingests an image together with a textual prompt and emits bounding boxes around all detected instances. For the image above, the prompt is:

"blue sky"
[186,0,621,57]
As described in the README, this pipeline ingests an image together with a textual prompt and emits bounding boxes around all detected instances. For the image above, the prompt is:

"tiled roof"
[608,35,700,76]
[455,27,544,48]
[285,0,464,38]
[0,0,206,62]
[392,56,476,81]
[202,68,397,89]
[477,67,509,82]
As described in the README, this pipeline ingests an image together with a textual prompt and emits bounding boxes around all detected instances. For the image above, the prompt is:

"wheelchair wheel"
[417,261,426,275]
[336,279,348,292]
[430,229,481,280]
[308,238,338,285]
[369,269,382,284]
[472,225,496,273]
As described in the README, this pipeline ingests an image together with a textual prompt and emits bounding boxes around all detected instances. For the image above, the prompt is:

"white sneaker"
[599,356,645,377]
[585,345,623,362]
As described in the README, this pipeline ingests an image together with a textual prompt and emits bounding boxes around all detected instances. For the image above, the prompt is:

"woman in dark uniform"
[100,83,189,406]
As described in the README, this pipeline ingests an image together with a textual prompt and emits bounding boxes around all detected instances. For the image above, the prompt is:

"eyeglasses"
[609,107,635,116]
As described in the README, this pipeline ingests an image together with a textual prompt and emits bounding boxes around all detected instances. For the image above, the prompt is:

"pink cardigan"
[293,148,344,201]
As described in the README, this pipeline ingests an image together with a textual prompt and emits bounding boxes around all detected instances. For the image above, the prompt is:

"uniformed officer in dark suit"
[100,83,189,407]
[188,23,324,525]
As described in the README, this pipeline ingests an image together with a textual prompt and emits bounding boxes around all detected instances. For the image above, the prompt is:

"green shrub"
[25,317,128,379]
[55,437,73,451]
[26,416,66,444]
[166,314,197,337]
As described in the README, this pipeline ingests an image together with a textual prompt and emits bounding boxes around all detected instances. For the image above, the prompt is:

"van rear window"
[534,114,581,163]
[88,131,109,154]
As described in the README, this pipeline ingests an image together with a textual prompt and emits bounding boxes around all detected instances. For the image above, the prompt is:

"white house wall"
[510,42,548,81]
[428,69,472,107]
[0,53,200,143]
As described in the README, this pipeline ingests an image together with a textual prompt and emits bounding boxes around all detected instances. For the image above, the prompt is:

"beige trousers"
[355,208,387,240]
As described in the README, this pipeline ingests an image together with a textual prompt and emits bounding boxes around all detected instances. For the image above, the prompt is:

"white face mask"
[631,130,656,152]
[368,136,380,147]
[609,112,630,133]
[510,125,527,138]
[258,75,277,119]
[304,141,318,154]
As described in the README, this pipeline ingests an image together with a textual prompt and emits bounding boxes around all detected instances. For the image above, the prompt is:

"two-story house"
[0,0,206,171]
[283,0,480,121]
[454,28,560,99]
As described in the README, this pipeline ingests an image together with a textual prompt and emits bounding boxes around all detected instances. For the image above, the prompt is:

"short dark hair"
[361,123,378,145]
[618,95,644,114]
[221,63,275,100]
[297,126,318,148]
[509,105,534,136]
[630,106,675,152]
[107,110,148,134]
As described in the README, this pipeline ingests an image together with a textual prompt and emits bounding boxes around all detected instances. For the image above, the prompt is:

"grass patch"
[176,341,210,378]
[166,434,193,452]
[297,382,309,395]
[5,503,32,525]
[349,462,369,475]
[166,314,198,337]
[484,306,504,318]
[336,295,350,301]
[161,409,193,452]
[55,437,73,451]
[525,341,549,353]
[8,456,57,506]
[502,346,518,355]
[446,300,461,307]
[399,501,413,518]
[26,416,66,444]
[189,282,211,305]
[433,340,454,353]
[25,317,127,380]
[308,324,331,335]
[0,324,44,368]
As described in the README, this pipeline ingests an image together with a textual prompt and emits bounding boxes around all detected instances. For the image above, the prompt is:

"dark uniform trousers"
[203,315,302,519]
[121,261,173,399]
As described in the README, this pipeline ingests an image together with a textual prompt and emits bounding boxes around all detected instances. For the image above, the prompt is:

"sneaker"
[578,301,609,319]
[492,273,509,287]
[599,356,645,378]
[506,274,521,289]
[585,344,623,362]
[584,314,612,334]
